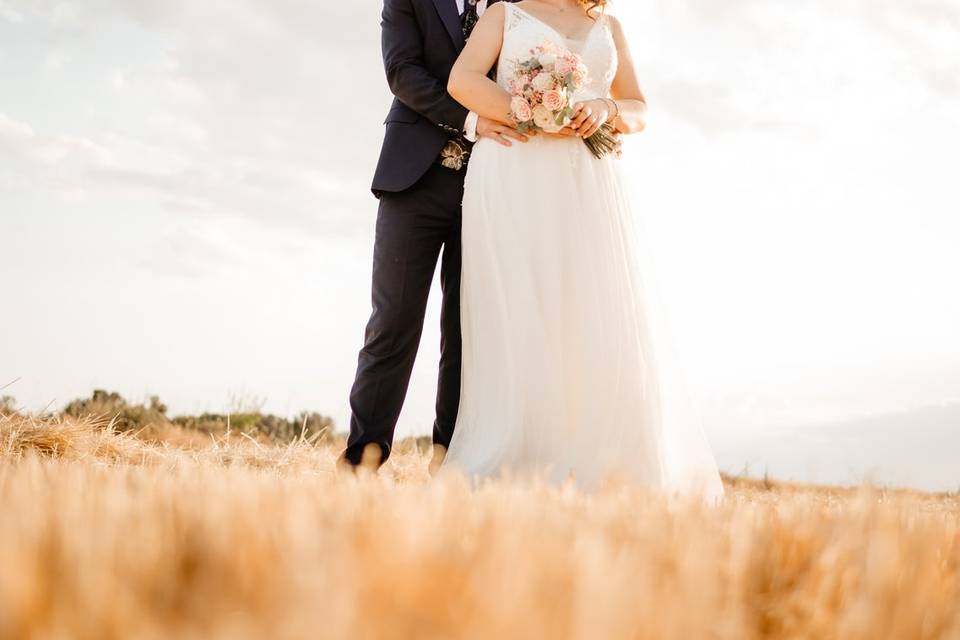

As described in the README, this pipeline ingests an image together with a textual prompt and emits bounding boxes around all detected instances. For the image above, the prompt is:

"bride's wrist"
[601,98,620,124]
[591,98,611,121]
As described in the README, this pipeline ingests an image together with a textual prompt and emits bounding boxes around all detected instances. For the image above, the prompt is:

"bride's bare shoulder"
[473,1,506,33]
[600,12,622,30]
[601,12,628,42]
[483,1,508,19]
[469,1,507,36]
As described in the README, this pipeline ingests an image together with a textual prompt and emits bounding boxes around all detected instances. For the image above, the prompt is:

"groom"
[340,0,525,471]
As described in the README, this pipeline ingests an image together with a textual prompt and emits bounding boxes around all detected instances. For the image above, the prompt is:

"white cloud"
[616,0,960,136]
[2,0,388,234]
[0,112,34,144]
[0,2,23,24]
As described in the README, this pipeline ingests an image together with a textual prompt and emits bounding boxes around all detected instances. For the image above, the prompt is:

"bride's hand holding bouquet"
[506,41,620,159]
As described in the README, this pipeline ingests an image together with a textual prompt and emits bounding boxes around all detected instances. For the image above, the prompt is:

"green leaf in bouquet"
[553,106,573,127]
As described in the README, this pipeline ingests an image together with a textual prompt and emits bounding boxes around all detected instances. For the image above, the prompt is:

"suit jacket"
[371,0,504,196]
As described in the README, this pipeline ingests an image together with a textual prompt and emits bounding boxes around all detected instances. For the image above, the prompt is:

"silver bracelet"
[605,98,620,123]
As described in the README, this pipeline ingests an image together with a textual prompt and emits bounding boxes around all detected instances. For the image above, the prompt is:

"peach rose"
[542,89,567,112]
[510,96,533,123]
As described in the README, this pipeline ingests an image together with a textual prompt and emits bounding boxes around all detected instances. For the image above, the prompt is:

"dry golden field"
[1,411,959,640]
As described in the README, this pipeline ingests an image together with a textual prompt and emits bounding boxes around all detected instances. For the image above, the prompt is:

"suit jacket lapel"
[432,0,466,51]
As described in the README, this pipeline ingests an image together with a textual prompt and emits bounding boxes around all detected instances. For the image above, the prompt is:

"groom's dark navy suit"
[345,0,507,465]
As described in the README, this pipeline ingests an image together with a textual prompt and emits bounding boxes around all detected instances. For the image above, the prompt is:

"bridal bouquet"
[507,41,618,159]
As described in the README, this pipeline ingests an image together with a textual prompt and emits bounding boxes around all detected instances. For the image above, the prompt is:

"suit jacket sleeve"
[381,0,469,132]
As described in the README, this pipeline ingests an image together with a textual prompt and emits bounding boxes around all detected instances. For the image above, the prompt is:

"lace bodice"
[498,3,618,103]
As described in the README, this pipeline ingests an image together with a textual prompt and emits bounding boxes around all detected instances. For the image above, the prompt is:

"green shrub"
[63,390,168,432]
[61,390,335,444]
[172,411,333,443]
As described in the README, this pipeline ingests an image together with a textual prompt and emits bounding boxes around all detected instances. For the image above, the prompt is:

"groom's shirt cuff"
[463,111,479,142]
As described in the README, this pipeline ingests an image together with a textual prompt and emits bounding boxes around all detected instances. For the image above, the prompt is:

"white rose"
[533,104,560,132]
[531,72,555,92]
[539,53,557,67]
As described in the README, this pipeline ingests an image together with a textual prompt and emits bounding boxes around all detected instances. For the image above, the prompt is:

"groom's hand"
[477,116,530,147]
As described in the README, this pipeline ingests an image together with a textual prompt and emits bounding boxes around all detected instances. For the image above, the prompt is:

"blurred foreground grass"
[0,402,958,639]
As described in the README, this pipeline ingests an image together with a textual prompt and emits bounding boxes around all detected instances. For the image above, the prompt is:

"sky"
[2,0,959,488]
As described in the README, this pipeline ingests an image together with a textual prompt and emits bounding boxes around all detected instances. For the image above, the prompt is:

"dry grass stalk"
[0,414,958,639]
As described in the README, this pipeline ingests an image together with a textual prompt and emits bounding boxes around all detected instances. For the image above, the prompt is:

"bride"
[443,0,724,500]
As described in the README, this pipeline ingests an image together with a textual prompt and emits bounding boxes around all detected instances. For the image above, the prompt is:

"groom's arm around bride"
[373,0,526,194]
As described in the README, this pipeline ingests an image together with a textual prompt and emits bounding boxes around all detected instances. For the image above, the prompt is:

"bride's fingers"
[579,115,602,138]
[569,105,593,132]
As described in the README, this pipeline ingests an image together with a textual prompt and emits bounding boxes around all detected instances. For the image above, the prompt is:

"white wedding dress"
[443,4,724,501]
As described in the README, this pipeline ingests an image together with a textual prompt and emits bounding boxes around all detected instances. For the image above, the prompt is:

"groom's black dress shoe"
[336,442,384,475]
[428,444,447,476]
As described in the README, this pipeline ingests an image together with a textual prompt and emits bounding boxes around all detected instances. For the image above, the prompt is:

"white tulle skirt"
[443,134,724,502]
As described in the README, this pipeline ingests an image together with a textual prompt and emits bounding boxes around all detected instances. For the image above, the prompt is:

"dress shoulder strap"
[503,2,530,34]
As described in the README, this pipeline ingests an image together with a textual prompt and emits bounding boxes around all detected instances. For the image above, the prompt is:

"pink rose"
[511,95,533,122]
[572,67,588,87]
[542,89,567,112]
[555,56,576,76]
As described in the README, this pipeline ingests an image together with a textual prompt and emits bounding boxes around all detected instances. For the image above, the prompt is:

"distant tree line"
[57,389,336,444]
